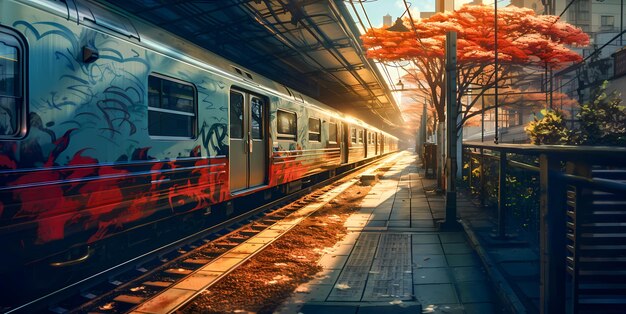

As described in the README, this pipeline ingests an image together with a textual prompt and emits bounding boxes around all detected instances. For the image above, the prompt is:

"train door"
[341,122,349,164]
[363,130,367,158]
[375,133,378,155]
[380,134,385,154]
[229,89,268,192]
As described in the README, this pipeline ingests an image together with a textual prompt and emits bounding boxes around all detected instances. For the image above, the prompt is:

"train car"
[0,0,398,308]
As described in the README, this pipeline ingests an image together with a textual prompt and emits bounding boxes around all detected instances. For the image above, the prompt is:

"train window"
[251,96,264,139]
[148,74,196,139]
[358,129,364,143]
[230,91,244,139]
[328,122,337,143]
[277,109,296,140]
[308,117,321,142]
[351,128,357,144]
[0,29,25,139]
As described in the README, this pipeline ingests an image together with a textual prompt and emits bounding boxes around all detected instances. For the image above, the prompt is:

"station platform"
[276,152,504,314]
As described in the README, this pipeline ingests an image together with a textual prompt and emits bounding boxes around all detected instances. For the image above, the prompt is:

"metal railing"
[462,141,626,314]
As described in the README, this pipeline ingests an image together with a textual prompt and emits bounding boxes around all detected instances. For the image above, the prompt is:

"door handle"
[50,246,93,267]
[248,132,253,153]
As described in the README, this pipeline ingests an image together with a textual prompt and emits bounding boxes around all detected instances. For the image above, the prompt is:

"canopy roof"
[99,0,403,130]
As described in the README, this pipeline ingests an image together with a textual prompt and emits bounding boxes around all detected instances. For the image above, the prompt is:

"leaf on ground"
[335,283,351,290]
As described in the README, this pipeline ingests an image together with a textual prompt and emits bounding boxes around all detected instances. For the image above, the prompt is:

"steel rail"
[7,153,397,314]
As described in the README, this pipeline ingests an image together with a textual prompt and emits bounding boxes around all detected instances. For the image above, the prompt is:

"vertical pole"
[493,0,499,144]
[621,0,624,46]
[496,152,507,238]
[468,150,473,191]
[539,154,566,314]
[479,148,485,209]
[481,95,485,143]
[441,31,460,230]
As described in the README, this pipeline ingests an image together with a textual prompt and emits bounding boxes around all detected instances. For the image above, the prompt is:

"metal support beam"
[440,31,461,231]
[539,154,566,314]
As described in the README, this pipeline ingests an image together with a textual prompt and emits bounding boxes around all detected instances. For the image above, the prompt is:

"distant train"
[0,0,398,308]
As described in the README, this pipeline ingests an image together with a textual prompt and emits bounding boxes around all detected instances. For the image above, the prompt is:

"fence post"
[539,154,566,314]
[468,149,473,191]
[496,151,507,238]
[480,148,485,209]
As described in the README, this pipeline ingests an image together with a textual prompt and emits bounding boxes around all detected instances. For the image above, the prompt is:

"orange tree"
[361,4,589,129]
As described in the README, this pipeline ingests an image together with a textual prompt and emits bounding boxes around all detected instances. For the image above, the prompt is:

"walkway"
[276,152,504,314]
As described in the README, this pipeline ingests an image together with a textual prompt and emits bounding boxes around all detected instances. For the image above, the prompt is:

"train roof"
[22,0,398,141]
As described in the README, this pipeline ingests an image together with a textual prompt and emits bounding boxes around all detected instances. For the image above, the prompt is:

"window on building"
[0,29,25,138]
[148,74,196,138]
[601,15,615,27]
[328,122,337,143]
[277,109,296,140]
[351,127,357,143]
[308,117,321,142]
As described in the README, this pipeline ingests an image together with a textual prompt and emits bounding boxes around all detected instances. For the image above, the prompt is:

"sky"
[349,0,478,29]
[346,0,505,108]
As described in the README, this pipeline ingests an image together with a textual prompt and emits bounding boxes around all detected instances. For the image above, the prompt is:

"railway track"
[10,153,399,314]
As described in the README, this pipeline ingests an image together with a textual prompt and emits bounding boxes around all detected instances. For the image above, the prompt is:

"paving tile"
[309,269,342,285]
[410,207,431,213]
[412,254,448,268]
[412,243,444,255]
[387,220,410,227]
[303,284,334,301]
[443,243,474,254]
[395,199,411,205]
[365,220,387,227]
[330,244,355,256]
[450,266,488,283]
[439,232,466,243]
[412,234,440,244]
[389,214,411,220]
[299,304,358,314]
[413,267,452,284]
[456,281,497,303]
[412,219,435,228]
[420,304,465,314]
[446,254,481,267]
[363,234,413,301]
[464,302,501,314]
[411,212,433,219]
[357,303,422,313]
[371,211,391,218]
[318,254,350,270]
[413,283,459,304]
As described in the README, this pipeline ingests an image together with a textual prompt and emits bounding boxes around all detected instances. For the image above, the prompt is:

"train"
[0,0,398,309]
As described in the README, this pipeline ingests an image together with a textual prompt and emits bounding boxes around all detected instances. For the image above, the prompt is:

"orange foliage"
[362,5,589,68]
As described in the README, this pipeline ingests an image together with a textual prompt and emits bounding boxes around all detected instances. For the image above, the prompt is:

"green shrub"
[577,81,626,146]
[525,109,571,145]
